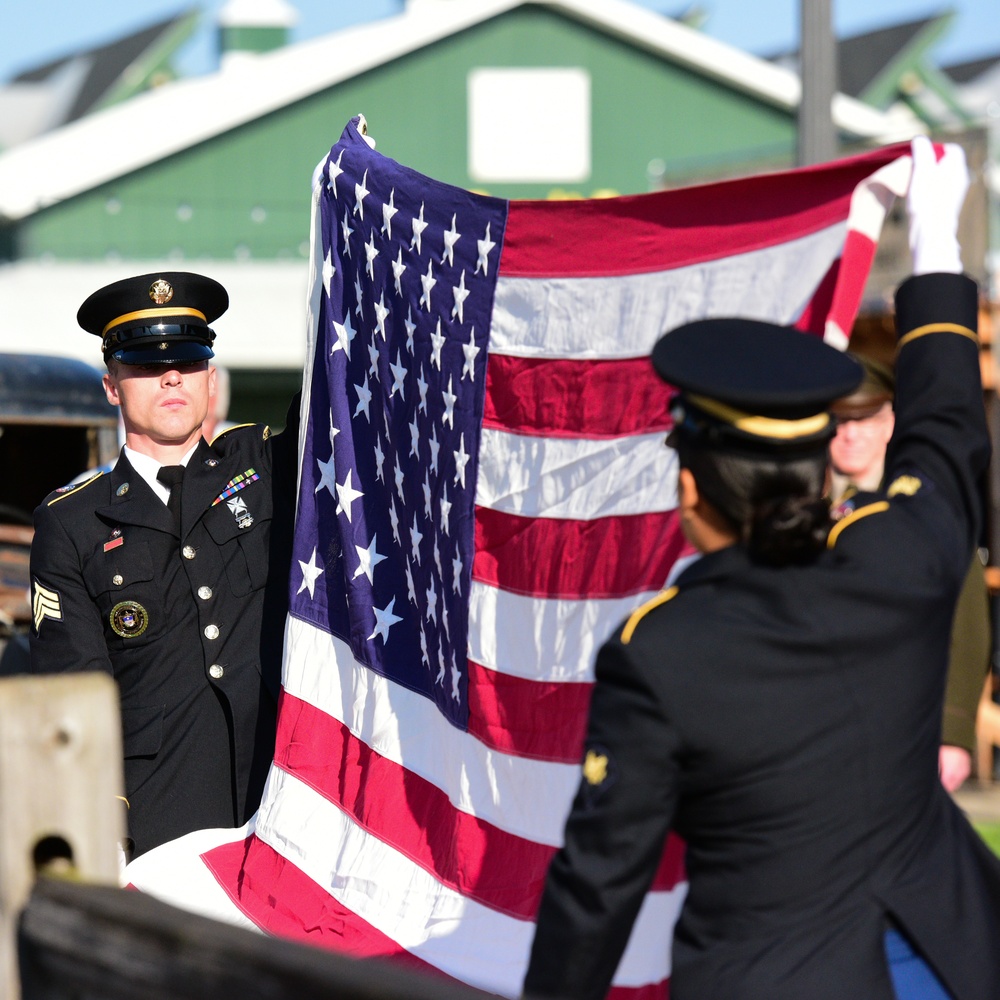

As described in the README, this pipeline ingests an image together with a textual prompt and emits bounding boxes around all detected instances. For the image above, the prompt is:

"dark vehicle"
[0,354,119,670]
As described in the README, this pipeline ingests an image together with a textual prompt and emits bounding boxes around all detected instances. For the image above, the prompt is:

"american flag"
[127,119,913,998]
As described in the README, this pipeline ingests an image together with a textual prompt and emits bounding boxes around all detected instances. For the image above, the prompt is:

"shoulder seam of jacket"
[46,471,105,506]
[620,586,679,645]
[826,500,891,549]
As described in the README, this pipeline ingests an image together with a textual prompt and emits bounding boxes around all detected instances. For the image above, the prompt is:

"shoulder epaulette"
[620,586,679,645]
[826,500,890,548]
[209,422,269,446]
[47,471,105,506]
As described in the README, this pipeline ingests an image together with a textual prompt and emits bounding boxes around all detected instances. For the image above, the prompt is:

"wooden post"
[0,673,124,1000]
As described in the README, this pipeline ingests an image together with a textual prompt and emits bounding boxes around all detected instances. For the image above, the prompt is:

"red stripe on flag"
[466,657,592,763]
[827,229,878,340]
[202,835,446,972]
[483,355,674,439]
[274,692,551,920]
[500,144,908,277]
[473,508,688,599]
[272,693,691,919]
[608,982,670,1000]
[793,258,840,335]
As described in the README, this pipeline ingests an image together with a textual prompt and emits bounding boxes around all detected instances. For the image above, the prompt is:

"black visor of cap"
[653,317,864,451]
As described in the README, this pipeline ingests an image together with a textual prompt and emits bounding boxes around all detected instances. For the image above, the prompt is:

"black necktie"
[156,465,185,530]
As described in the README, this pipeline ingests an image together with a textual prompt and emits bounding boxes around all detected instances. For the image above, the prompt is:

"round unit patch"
[110,600,149,638]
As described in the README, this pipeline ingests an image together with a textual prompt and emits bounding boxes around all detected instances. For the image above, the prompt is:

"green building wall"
[8,6,797,264]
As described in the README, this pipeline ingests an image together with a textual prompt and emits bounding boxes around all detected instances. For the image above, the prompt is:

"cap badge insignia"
[148,279,174,305]
[583,749,609,786]
[110,600,149,638]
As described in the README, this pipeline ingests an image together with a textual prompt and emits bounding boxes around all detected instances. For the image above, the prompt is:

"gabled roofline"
[0,0,917,221]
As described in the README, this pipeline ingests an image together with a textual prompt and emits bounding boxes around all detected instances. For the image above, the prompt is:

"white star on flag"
[440,484,452,536]
[296,546,324,598]
[353,534,387,584]
[422,473,433,517]
[410,201,428,253]
[314,451,337,498]
[368,595,402,643]
[404,307,416,354]
[327,149,344,195]
[451,270,470,324]
[417,365,429,414]
[389,350,407,400]
[430,320,446,369]
[373,293,390,340]
[410,413,421,459]
[419,261,436,311]
[392,249,407,296]
[353,167,369,218]
[353,376,372,421]
[381,188,398,238]
[331,312,357,359]
[367,340,379,379]
[451,549,463,594]
[443,214,461,266]
[461,327,479,380]
[442,375,457,429]
[475,221,496,275]
[425,576,438,623]
[410,516,423,563]
[453,432,470,488]
[334,469,364,522]
[323,249,335,298]
[429,425,441,474]
[364,232,378,280]
[340,213,354,256]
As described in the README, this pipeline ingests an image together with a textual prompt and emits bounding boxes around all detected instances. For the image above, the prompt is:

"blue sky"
[3,1,1000,82]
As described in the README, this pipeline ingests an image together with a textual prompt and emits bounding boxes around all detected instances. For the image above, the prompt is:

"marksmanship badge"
[110,600,149,638]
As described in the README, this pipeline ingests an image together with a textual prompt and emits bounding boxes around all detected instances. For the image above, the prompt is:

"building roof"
[9,11,199,127]
[836,16,940,99]
[942,51,1000,84]
[0,0,916,222]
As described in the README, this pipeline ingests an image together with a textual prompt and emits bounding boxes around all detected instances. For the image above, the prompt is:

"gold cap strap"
[102,306,207,337]
[687,393,830,441]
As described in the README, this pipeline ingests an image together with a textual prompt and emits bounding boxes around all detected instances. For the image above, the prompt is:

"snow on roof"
[0,0,918,221]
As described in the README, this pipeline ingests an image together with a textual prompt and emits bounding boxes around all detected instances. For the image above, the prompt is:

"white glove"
[906,134,969,275]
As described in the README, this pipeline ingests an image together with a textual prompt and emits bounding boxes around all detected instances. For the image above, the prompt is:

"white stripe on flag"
[475,429,678,519]
[467,581,660,682]
[490,222,848,358]
[283,616,581,843]
[254,765,684,995]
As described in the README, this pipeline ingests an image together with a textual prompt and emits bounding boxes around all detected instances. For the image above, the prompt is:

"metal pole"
[798,0,838,166]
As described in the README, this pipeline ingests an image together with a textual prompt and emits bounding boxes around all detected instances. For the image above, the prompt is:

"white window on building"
[467,67,591,184]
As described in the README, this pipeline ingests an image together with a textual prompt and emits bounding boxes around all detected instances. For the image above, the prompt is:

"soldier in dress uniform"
[523,138,1000,1000]
[29,272,297,858]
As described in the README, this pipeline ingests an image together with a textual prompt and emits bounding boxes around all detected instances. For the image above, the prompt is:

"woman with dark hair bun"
[524,137,1000,1000]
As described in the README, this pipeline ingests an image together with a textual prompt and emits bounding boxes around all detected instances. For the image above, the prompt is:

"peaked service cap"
[78,271,228,365]
[652,317,864,452]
